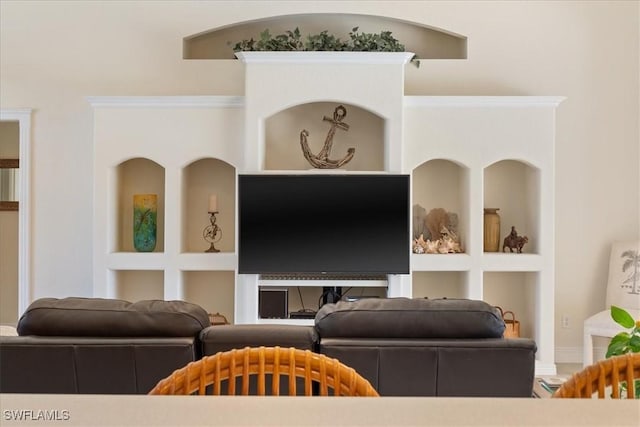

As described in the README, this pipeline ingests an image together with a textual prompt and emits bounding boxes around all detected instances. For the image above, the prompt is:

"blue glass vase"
[133,194,157,252]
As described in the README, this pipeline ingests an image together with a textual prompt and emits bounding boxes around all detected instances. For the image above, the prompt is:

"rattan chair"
[553,353,640,398]
[149,346,379,396]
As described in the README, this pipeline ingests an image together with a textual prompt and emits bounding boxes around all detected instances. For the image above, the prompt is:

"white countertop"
[1,394,639,426]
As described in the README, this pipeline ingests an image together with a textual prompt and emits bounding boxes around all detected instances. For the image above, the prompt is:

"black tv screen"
[238,174,410,275]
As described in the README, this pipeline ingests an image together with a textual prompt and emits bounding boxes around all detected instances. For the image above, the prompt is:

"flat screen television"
[238,174,410,276]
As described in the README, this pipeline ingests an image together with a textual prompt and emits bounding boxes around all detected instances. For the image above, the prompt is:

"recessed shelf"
[412,159,469,252]
[107,252,165,270]
[483,272,538,339]
[258,278,388,288]
[411,253,471,271]
[114,270,164,302]
[182,270,235,324]
[481,253,543,272]
[115,158,165,253]
[265,102,384,172]
[178,253,238,271]
[484,160,540,254]
[412,271,467,299]
[183,14,467,60]
[183,158,235,253]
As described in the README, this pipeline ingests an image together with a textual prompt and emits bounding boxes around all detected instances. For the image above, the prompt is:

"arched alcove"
[484,159,540,254]
[184,13,467,60]
[264,102,385,171]
[412,158,469,245]
[183,157,236,253]
[116,157,165,252]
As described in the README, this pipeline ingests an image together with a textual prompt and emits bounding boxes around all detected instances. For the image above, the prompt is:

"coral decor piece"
[412,206,462,254]
[413,234,462,254]
[425,208,449,242]
[413,204,427,240]
[300,105,355,169]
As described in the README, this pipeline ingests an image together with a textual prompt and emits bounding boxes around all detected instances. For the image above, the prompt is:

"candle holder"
[203,211,222,253]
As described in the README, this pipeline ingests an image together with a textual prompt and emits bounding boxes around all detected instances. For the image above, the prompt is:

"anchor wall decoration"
[300,105,355,169]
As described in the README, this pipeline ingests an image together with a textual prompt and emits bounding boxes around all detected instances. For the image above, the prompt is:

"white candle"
[208,194,218,212]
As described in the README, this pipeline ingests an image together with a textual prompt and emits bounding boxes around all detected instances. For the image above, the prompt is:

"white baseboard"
[555,346,607,364]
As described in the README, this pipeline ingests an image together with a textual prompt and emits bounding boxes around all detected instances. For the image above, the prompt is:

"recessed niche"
[412,271,466,299]
[263,286,387,314]
[182,271,235,324]
[183,13,467,60]
[116,158,165,252]
[115,270,164,302]
[183,158,236,253]
[264,102,384,171]
[412,159,468,250]
[484,160,540,254]
[483,272,537,339]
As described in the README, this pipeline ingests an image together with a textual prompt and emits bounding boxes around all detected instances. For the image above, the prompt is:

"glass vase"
[133,194,157,252]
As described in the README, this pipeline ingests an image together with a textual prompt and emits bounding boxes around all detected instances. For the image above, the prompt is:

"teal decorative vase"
[133,194,157,252]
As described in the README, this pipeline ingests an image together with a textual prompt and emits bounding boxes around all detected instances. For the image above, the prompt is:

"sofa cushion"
[315,298,505,339]
[200,324,318,355]
[17,297,210,337]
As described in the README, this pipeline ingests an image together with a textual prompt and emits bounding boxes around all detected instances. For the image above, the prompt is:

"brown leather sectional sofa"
[0,298,210,394]
[0,297,536,396]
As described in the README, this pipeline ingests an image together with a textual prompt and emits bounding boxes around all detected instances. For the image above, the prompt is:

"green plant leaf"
[611,305,636,328]
[606,332,631,357]
[628,334,640,352]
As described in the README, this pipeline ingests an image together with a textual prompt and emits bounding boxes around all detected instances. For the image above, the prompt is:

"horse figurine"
[503,226,528,253]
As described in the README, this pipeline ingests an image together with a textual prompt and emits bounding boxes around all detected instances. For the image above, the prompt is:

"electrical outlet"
[561,315,570,328]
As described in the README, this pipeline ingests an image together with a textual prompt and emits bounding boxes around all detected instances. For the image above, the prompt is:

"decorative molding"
[235,51,415,65]
[404,96,566,108]
[87,96,245,108]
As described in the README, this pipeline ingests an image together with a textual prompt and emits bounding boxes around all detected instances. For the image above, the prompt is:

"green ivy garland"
[231,27,410,54]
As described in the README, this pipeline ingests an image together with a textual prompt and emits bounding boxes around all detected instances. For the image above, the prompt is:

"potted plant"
[606,305,640,397]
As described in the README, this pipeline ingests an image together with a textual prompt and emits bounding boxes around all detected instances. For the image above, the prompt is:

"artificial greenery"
[231,27,407,53]
[606,305,640,398]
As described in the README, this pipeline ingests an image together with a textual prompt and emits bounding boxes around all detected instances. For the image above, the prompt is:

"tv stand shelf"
[258,276,389,288]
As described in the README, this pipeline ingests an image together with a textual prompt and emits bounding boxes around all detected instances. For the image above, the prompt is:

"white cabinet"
[404,96,562,375]
[91,97,243,322]
[91,56,563,375]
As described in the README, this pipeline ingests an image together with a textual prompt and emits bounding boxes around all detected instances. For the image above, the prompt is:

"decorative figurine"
[503,226,528,253]
[300,105,355,169]
[203,194,222,253]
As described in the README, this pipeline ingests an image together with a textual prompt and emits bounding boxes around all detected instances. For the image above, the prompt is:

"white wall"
[0,1,638,361]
